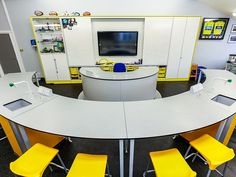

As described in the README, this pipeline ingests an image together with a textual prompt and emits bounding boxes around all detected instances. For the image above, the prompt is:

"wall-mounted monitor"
[98,31,138,56]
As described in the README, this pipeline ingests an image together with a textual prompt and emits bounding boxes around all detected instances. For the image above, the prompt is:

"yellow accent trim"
[46,80,82,84]
[0,115,64,156]
[223,114,236,145]
[0,115,23,156]
[158,78,189,81]
[31,15,202,19]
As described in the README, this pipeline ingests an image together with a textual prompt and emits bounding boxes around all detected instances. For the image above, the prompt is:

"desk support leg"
[119,140,124,177]
[129,139,135,177]
[9,121,30,153]
[215,114,234,143]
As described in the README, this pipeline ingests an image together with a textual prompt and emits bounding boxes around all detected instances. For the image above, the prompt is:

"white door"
[178,17,200,78]
[143,17,173,65]
[54,53,70,80]
[166,17,187,78]
[40,54,58,81]
[62,17,95,66]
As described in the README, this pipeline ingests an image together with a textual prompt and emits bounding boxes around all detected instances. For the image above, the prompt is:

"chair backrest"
[113,63,126,72]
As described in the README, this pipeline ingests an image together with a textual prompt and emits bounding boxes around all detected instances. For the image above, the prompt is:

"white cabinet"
[178,17,200,78]
[143,17,173,65]
[166,17,187,78]
[62,17,95,66]
[166,17,200,79]
[40,53,70,81]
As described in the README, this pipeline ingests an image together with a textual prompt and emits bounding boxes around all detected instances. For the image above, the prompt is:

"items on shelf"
[190,64,198,81]
[72,12,80,16]
[62,18,77,30]
[49,11,58,16]
[70,67,80,79]
[83,11,91,16]
[64,11,70,16]
[34,10,43,16]
[158,66,166,78]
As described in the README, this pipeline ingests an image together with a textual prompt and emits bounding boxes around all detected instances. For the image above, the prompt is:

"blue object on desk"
[197,66,207,80]
[113,63,126,72]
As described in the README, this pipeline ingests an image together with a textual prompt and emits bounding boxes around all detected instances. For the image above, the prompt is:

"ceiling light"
[233,12,236,16]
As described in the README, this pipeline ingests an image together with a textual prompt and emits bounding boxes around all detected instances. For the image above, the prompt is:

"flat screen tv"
[98,31,138,56]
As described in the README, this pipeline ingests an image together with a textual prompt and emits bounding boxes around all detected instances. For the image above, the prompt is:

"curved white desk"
[1,69,236,177]
[80,67,158,101]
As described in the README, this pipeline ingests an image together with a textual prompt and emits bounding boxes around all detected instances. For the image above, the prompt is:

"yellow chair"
[67,153,111,177]
[10,143,68,177]
[143,148,196,177]
[184,134,235,177]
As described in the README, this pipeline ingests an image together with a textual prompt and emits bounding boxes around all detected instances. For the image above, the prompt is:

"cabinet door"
[62,17,95,66]
[40,54,58,81]
[143,17,173,65]
[53,53,70,80]
[178,17,200,78]
[166,17,187,78]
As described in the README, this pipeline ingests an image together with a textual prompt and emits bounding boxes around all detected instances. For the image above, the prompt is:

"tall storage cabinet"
[166,17,200,79]
[31,17,70,83]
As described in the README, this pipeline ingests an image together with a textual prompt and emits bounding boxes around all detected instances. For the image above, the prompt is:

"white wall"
[5,0,236,76]
[0,0,10,31]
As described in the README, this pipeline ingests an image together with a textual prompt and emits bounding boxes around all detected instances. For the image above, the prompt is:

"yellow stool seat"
[150,148,196,177]
[190,134,235,170]
[10,143,59,177]
[66,153,108,177]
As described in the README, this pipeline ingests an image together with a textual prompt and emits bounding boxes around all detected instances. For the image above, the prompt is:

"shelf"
[36,31,62,34]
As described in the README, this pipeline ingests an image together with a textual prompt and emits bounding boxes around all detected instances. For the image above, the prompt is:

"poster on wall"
[199,18,229,40]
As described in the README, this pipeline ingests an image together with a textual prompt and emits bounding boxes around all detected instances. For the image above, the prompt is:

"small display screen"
[98,31,138,56]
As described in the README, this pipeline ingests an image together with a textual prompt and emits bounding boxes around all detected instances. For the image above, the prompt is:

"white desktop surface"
[0,69,236,139]
[13,96,127,139]
[80,67,158,80]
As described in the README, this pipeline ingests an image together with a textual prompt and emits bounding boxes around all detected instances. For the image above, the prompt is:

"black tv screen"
[98,31,138,56]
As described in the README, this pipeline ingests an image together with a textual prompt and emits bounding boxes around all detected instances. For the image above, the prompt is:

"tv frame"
[97,31,138,56]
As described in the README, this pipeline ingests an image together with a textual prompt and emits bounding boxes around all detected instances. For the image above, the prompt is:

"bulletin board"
[199,18,229,40]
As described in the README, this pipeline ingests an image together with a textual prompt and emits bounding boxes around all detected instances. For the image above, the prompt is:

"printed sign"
[199,18,229,40]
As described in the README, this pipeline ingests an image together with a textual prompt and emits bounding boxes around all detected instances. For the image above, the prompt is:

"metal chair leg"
[0,136,7,141]
[143,159,154,177]
[192,152,198,163]
[222,162,229,176]
[184,145,192,158]
[48,165,53,172]
[57,154,68,173]
[105,163,112,177]
[206,169,212,177]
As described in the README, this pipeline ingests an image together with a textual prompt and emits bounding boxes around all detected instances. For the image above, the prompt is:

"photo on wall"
[199,18,229,40]
[231,24,236,33]
[228,34,236,43]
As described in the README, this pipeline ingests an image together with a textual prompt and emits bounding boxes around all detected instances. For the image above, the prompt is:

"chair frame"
[0,126,7,141]
[105,163,112,177]
[184,145,229,177]
[143,158,155,177]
